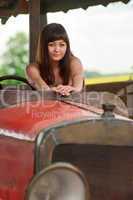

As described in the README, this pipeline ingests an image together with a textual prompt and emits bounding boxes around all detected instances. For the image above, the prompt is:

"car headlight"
[25,162,90,200]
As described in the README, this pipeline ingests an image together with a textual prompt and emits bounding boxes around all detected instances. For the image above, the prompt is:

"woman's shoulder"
[70,56,83,74]
[27,62,39,68]
[26,62,40,74]
[70,56,82,65]
[26,62,41,80]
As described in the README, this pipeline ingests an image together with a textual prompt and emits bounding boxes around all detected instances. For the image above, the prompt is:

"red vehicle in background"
[0,75,133,200]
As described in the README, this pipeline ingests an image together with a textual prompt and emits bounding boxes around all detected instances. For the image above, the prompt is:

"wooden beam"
[17,0,28,13]
[29,0,47,63]
[0,0,28,23]
[41,0,129,12]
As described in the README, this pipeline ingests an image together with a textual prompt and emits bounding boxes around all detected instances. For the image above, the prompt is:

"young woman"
[26,23,84,96]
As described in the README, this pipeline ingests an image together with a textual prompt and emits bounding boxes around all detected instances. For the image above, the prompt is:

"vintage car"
[0,75,133,200]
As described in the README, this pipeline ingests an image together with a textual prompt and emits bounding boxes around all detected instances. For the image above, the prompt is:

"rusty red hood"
[0,100,97,140]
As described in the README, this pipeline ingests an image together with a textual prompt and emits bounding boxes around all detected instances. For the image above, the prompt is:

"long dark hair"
[36,23,72,85]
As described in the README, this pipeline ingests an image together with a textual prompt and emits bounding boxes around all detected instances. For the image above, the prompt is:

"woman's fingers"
[52,85,74,96]
[51,87,58,92]
[56,85,73,93]
[58,89,70,96]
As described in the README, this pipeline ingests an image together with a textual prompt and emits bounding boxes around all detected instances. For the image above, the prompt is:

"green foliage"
[0,32,28,84]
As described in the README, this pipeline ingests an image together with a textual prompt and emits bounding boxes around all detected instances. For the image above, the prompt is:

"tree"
[0,32,28,84]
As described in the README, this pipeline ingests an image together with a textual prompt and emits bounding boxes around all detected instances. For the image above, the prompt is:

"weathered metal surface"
[54,144,133,200]
[86,81,133,118]
[0,136,34,200]
[36,117,133,199]
[0,88,128,115]
[0,91,132,200]
[0,100,96,138]
[86,80,133,95]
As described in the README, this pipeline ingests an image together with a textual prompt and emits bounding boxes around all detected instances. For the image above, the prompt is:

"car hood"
[0,100,98,141]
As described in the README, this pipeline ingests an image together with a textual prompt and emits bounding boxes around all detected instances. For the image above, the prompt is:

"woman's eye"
[60,43,66,47]
[48,43,54,47]
[48,42,66,47]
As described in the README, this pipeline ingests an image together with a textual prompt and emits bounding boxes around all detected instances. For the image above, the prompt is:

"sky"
[0,1,133,74]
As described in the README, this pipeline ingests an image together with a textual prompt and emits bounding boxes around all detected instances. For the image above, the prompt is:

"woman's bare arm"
[54,57,84,95]
[26,63,50,90]
[70,57,84,92]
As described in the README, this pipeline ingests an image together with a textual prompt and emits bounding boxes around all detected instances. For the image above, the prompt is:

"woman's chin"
[52,57,63,61]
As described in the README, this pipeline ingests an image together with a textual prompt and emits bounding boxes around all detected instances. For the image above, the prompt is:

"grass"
[85,74,133,85]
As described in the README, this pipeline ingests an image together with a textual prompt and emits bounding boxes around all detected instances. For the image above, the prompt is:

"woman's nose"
[54,45,60,52]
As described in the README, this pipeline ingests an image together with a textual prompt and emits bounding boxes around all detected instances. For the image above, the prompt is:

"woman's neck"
[50,60,59,69]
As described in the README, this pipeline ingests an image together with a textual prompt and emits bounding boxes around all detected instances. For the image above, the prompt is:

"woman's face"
[48,39,67,62]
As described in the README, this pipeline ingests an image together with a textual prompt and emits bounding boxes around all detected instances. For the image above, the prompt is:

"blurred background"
[0,1,133,84]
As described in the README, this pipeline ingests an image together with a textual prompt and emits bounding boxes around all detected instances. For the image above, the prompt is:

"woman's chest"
[53,68,72,86]
[53,69,63,85]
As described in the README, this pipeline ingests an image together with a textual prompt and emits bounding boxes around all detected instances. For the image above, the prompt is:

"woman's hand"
[52,85,75,96]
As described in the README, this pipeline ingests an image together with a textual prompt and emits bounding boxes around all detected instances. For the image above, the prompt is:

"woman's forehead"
[48,39,66,43]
